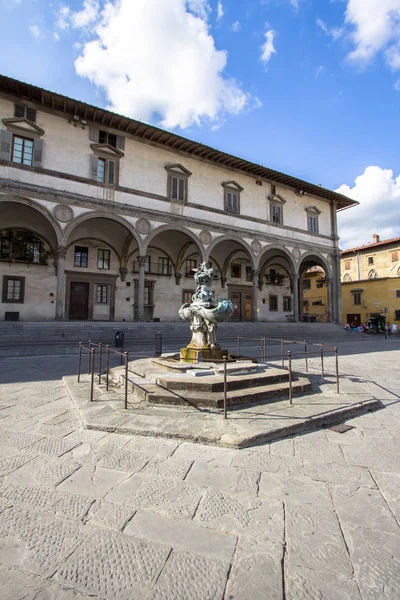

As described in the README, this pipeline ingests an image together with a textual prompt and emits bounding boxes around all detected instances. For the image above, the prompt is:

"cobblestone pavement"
[0,341,399,599]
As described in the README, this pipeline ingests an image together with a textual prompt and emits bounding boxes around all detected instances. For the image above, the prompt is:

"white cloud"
[231,21,240,32]
[54,31,60,41]
[394,78,400,90]
[187,0,211,20]
[217,1,224,21]
[30,25,42,39]
[290,0,299,9]
[72,0,256,129]
[344,0,400,68]
[260,29,276,65]
[56,0,99,30]
[336,166,400,249]
[315,65,324,78]
[316,17,344,40]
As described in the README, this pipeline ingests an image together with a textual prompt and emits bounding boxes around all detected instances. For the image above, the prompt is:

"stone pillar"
[252,270,259,321]
[327,277,333,322]
[137,255,146,321]
[55,245,67,321]
[292,274,299,322]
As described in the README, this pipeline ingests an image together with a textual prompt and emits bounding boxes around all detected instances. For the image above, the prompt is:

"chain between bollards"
[288,351,293,405]
[223,355,228,419]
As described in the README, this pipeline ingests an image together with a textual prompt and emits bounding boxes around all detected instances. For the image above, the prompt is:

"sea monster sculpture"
[179,262,234,350]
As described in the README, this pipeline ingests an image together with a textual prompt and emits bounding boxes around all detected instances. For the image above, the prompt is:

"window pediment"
[305,205,321,214]
[90,143,124,157]
[165,163,192,177]
[267,193,286,204]
[222,180,244,192]
[2,117,44,137]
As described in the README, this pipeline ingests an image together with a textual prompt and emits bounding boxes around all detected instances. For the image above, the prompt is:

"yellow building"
[301,266,329,322]
[341,234,400,329]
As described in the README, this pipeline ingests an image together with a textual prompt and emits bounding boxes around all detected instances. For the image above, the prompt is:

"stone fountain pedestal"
[179,345,229,362]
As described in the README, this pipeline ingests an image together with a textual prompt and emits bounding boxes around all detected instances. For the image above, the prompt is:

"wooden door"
[230,291,241,321]
[244,293,253,321]
[346,313,361,326]
[70,282,89,320]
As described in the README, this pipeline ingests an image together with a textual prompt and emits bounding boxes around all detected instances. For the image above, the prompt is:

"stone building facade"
[0,75,356,323]
[341,235,400,327]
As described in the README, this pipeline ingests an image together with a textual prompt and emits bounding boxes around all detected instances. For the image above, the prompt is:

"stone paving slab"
[63,374,381,448]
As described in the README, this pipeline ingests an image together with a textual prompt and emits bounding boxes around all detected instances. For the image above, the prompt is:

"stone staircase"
[109,356,312,409]
[0,321,351,348]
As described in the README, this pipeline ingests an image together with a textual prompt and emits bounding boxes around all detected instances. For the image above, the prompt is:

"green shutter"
[0,130,12,161]
[32,139,44,167]
[90,155,98,180]
[107,160,115,184]
[89,127,99,142]
[116,135,125,151]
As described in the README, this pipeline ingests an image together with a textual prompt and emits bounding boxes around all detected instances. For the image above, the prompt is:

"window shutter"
[116,135,125,151]
[0,130,12,161]
[32,139,44,167]
[171,176,178,199]
[90,155,98,180]
[14,104,25,118]
[89,127,99,142]
[107,160,115,184]
[26,108,36,122]
[178,177,185,202]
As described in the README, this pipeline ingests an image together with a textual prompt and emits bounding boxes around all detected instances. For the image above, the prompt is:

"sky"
[0,0,399,249]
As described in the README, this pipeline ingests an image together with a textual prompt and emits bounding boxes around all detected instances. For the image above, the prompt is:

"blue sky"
[1,0,400,248]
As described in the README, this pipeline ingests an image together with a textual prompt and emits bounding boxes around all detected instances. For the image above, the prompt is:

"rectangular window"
[74,246,89,268]
[96,284,110,304]
[396,290,400,298]
[93,157,116,185]
[303,300,309,308]
[99,130,117,148]
[231,264,241,278]
[368,256,374,265]
[271,203,282,224]
[0,236,10,260]
[269,295,278,311]
[225,191,239,213]
[395,309,400,320]
[12,136,34,166]
[308,214,318,233]
[392,251,398,262]
[246,266,252,282]
[2,276,25,303]
[344,260,351,270]
[97,249,110,270]
[182,290,194,304]
[353,292,361,305]
[14,104,36,122]
[283,296,292,312]
[26,240,42,263]
[158,257,171,275]
[170,175,186,202]
[303,278,311,290]
[145,255,151,273]
[144,286,150,306]
[185,259,197,277]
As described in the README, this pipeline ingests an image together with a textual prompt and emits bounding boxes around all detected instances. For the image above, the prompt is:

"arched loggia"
[298,253,332,323]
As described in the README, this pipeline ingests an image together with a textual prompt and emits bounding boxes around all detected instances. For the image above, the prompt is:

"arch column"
[252,270,259,321]
[137,255,146,321]
[292,274,299,322]
[55,245,67,321]
[327,277,333,323]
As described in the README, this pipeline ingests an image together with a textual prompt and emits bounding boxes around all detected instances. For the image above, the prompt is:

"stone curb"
[63,375,382,449]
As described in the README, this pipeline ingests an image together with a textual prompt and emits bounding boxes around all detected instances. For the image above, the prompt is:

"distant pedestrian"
[384,324,389,339]
[392,323,397,335]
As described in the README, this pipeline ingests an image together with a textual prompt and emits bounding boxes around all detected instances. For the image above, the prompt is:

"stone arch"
[343,273,352,282]
[0,197,61,250]
[63,211,141,251]
[297,251,331,278]
[298,252,332,323]
[66,237,122,262]
[256,244,296,274]
[368,269,379,279]
[145,225,206,262]
[206,235,255,267]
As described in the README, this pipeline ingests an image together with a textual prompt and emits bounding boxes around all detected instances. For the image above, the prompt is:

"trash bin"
[115,331,124,348]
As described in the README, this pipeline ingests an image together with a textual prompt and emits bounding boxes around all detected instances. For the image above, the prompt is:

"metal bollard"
[288,351,293,405]
[88,339,91,374]
[237,336,241,358]
[78,342,83,382]
[223,355,228,419]
[304,339,308,372]
[106,345,110,391]
[155,331,162,356]
[98,343,103,385]
[90,348,95,403]
[262,337,266,362]
[281,340,285,367]
[124,351,129,409]
[320,344,324,378]
[335,347,339,393]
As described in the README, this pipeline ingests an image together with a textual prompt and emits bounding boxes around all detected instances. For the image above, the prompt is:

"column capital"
[55,245,67,260]
[138,255,147,267]
[252,269,260,278]
[119,267,128,282]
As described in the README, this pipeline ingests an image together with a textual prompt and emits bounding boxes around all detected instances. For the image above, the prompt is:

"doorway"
[229,289,253,321]
[69,282,89,320]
